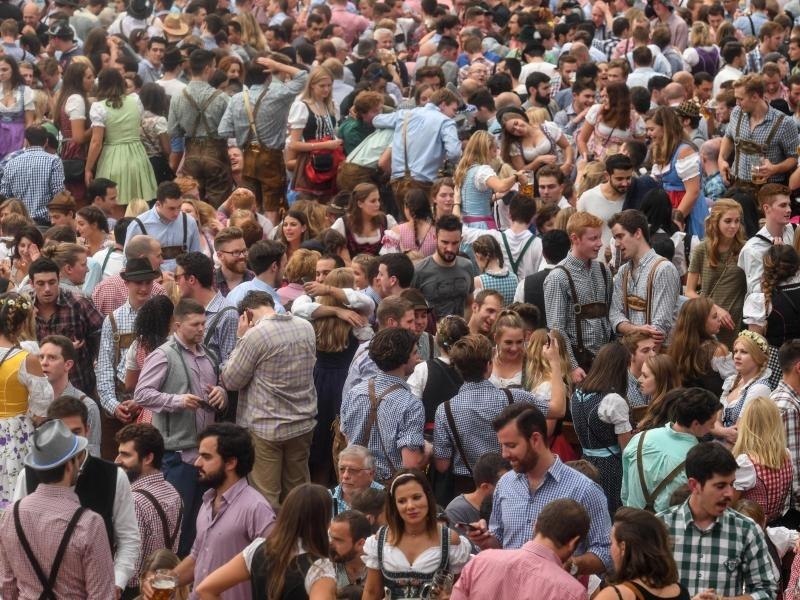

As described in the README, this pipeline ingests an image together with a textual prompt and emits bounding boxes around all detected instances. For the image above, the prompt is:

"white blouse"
[0,86,34,114]
[332,215,398,244]
[508,121,563,162]
[362,530,471,574]
[743,272,800,327]
[89,94,144,127]
[242,538,335,594]
[596,392,633,434]
[651,151,701,182]
[64,94,87,120]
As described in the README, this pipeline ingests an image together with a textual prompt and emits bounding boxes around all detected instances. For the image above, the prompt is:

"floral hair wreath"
[736,330,769,356]
[0,296,31,311]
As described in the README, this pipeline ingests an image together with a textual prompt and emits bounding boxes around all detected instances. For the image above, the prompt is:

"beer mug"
[751,157,768,185]
[520,171,535,197]
[151,569,178,600]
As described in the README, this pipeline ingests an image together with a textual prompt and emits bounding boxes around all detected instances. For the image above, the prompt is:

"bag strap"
[610,586,624,600]
[501,232,536,277]
[402,112,411,178]
[621,582,646,600]
[503,388,514,404]
[133,488,183,549]
[204,305,238,346]
[444,399,473,476]
[133,217,148,236]
[242,88,269,145]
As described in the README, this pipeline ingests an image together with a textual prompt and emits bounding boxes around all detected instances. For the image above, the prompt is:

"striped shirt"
[772,380,800,512]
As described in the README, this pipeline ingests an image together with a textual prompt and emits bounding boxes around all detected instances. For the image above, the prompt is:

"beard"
[222,258,247,274]
[123,463,143,483]
[535,92,550,106]
[513,445,540,473]
[198,465,226,489]
[437,248,456,264]
[329,546,358,564]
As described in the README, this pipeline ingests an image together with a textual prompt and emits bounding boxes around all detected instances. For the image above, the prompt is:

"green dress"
[93,95,157,205]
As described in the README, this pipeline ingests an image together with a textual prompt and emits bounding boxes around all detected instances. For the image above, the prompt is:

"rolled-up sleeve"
[133,350,184,412]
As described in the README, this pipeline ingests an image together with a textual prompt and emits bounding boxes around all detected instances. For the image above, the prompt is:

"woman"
[733,396,793,524]
[218,55,243,85]
[54,61,94,199]
[85,68,157,218]
[431,177,456,219]
[570,342,633,513]
[744,245,800,388]
[287,67,343,198]
[9,225,43,287]
[195,483,336,600]
[381,189,436,258]
[455,130,525,230]
[361,470,471,599]
[499,106,574,177]
[636,355,683,430]
[713,331,772,446]
[489,310,526,389]
[682,21,720,76]
[577,82,645,163]
[137,549,188,600]
[472,235,518,307]
[276,210,312,261]
[594,508,690,600]
[668,297,732,397]
[0,56,35,159]
[686,199,747,349]
[76,206,110,257]
[0,198,28,221]
[138,82,173,184]
[0,292,51,504]
[331,183,396,259]
[279,249,320,311]
[645,106,707,240]
[181,199,220,258]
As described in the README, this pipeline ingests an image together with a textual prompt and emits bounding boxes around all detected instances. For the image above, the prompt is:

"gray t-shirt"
[411,256,475,319]
[445,494,480,529]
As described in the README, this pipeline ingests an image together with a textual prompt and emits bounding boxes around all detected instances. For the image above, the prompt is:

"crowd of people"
[5,0,800,597]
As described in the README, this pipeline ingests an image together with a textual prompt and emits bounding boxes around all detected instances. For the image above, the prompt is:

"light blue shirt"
[123,207,201,272]
[225,278,286,313]
[734,11,768,37]
[373,104,461,183]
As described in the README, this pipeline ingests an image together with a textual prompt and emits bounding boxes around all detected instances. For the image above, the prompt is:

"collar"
[523,540,563,565]
[631,247,657,269]
[32,483,80,501]
[778,379,800,400]
[666,422,699,440]
[171,333,206,357]
[680,497,724,532]
[564,252,595,270]
[202,476,249,505]
[23,145,46,153]
[153,207,176,226]
[132,471,167,490]
[513,454,563,486]
[254,312,291,325]
[378,372,410,389]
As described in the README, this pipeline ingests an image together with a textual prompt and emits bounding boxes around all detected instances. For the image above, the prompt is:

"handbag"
[304,137,345,184]
[61,158,86,183]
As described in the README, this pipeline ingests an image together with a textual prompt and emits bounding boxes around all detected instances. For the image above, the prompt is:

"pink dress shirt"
[330,5,369,45]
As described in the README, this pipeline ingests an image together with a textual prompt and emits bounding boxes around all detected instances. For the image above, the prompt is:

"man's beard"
[223,258,247,274]
[535,92,550,106]
[330,546,358,564]
[437,248,456,264]
[124,463,143,483]
[513,446,540,473]
[198,466,226,488]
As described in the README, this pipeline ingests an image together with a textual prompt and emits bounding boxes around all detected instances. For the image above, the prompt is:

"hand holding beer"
[151,570,178,600]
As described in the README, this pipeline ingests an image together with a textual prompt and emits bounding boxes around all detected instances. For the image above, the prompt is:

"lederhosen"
[390,112,433,217]
[134,213,188,261]
[13,502,87,600]
[554,264,609,372]
[249,540,316,600]
[377,525,451,600]
[622,257,668,325]
[241,88,287,212]
[100,311,137,459]
[732,110,787,186]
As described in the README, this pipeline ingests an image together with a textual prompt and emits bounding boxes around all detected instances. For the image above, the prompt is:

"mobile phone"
[455,522,480,532]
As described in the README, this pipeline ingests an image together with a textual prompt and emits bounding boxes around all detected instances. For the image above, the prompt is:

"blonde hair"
[704,199,745,267]
[236,12,266,50]
[301,67,336,117]
[125,199,150,217]
[690,20,713,47]
[554,206,577,232]
[453,131,497,191]
[313,268,356,352]
[732,396,788,470]
[290,199,327,238]
[182,198,217,229]
[491,310,524,342]
[526,107,549,125]
[284,248,321,284]
[41,242,86,269]
[174,175,200,198]
[577,161,606,198]
[525,329,571,394]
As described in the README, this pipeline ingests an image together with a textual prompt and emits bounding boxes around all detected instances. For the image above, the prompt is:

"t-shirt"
[576,184,625,246]
[445,494,480,530]
[411,256,475,319]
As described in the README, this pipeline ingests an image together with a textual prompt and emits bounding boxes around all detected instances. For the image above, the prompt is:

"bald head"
[22,2,39,26]
[672,71,694,97]
[125,235,159,260]
[495,91,522,110]
[569,42,589,64]
[662,82,687,105]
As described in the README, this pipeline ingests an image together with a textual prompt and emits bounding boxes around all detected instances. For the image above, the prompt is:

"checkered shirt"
[627,371,648,407]
[489,457,612,570]
[543,253,613,370]
[433,381,549,476]
[341,373,425,481]
[330,480,385,515]
[772,380,800,511]
[657,501,777,599]
[0,146,65,222]
[593,35,620,60]
[204,292,237,363]
[35,289,104,395]
[96,301,138,414]
[213,267,254,298]
[129,472,183,589]
[745,46,763,74]
[91,274,167,317]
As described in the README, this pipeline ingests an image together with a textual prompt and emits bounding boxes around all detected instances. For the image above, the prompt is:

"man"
[47,191,77,229]
[0,126,64,227]
[40,335,100,457]
[650,0,687,51]
[124,181,201,272]
[744,21,783,75]
[738,184,795,294]
[218,54,307,223]
[522,72,559,118]
[137,35,166,84]
[468,403,612,576]
[719,75,799,187]
[453,499,590,600]
[0,420,115,599]
[771,340,800,526]
[626,46,657,88]
[213,226,254,297]
[48,20,83,70]
[145,423,276,600]
[92,234,166,316]
[411,215,474,321]
[329,0,368,45]
[221,291,316,509]
[31,257,103,395]
[609,209,681,348]
[86,177,119,228]
[331,444,384,515]
[658,442,776,599]
[553,80,596,137]
[434,333,565,494]
[374,253,415,299]
[175,251,237,364]
[225,239,287,311]
[135,298,227,555]
[96,256,162,459]
[622,388,720,513]
[15,395,140,595]
[544,212,613,383]
[115,423,182,600]
[445,452,509,529]
[621,331,656,408]
[168,49,232,206]
[713,42,745,97]
[516,229,570,327]
[372,88,461,214]
[734,0,768,37]
[576,154,633,247]
[329,510,371,592]
[341,327,425,483]
[487,194,542,279]
[467,289,503,337]
[415,37,459,86]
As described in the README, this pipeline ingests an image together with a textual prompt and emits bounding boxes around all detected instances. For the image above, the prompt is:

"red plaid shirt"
[91,275,167,317]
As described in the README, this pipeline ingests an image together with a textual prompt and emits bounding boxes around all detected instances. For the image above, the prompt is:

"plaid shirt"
[341,373,425,481]
[0,146,64,222]
[657,500,776,599]
[434,381,549,476]
[543,253,613,369]
[222,313,317,442]
[725,105,800,183]
[213,267,254,298]
[96,301,138,414]
[129,472,182,589]
[35,289,103,394]
[490,457,612,570]
[330,480,385,515]
[91,274,167,317]
[772,380,800,512]
[745,46,763,74]
[593,35,620,60]
[204,291,237,363]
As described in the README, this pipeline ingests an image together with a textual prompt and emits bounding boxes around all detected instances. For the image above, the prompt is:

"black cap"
[48,20,74,40]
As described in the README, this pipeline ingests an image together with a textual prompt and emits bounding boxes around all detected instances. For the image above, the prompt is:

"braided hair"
[0,292,34,344]
[761,245,800,314]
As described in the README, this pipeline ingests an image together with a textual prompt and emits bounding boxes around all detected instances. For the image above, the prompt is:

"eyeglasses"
[338,466,368,475]
[218,249,247,257]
